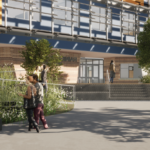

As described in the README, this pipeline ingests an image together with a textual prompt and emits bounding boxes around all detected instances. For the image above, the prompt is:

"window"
[123,12,135,36]
[7,0,40,21]
[53,0,79,27]
[92,6,111,32]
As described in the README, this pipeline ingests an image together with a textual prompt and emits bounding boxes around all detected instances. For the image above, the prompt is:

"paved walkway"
[1,101,150,150]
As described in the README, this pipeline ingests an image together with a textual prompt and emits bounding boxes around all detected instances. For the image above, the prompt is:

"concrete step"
[76,84,109,92]
[76,93,109,100]
[109,97,150,100]
[110,90,146,94]
[111,94,148,97]
[111,89,145,91]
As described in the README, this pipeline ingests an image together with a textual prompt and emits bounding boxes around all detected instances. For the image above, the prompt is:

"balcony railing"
[1,0,150,45]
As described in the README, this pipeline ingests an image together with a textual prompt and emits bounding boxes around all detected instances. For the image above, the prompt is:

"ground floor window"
[78,58,104,83]
[120,63,142,79]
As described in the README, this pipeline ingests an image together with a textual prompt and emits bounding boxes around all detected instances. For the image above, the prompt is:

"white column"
[89,0,92,38]
[106,0,108,40]
[51,1,54,33]
[71,0,74,36]
[5,0,7,27]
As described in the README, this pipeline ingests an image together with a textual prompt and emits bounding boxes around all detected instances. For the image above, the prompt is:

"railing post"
[121,1,123,42]
[89,0,92,38]
[29,0,32,31]
[5,0,7,28]
[2,79,4,87]
[106,0,109,40]
[71,0,74,36]
[135,7,138,44]
[51,0,54,33]
[73,85,76,101]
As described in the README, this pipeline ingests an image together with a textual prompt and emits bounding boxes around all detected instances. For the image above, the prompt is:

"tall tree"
[136,18,150,74]
[20,39,63,80]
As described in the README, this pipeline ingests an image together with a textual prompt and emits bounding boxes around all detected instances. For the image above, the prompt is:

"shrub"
[141,75,150,83]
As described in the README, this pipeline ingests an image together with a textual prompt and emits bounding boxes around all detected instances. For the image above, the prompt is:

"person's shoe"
[35,126,40,133]
[28,126,31,131]
[44,124,49,129]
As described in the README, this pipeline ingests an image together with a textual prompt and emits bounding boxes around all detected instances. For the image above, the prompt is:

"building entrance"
[78,58,104,83]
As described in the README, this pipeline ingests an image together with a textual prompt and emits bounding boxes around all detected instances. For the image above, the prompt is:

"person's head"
[32,74,38,83]
[43,64,46,70]
[110,60,113,65]
[26,76,33,85]
[36,66,38,71]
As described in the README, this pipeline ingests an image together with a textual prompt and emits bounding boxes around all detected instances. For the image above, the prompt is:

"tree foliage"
[136,18,150,74]
[20,39,63,80]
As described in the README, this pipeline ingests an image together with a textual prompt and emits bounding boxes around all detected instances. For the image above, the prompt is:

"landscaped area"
[0,63,74,125]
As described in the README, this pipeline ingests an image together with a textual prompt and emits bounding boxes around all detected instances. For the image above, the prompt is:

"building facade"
[0,0,149,83]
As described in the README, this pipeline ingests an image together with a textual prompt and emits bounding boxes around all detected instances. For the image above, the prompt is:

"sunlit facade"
[0,0,149,83]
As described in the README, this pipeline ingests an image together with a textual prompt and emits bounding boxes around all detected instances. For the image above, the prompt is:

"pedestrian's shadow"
[1,108,150,142]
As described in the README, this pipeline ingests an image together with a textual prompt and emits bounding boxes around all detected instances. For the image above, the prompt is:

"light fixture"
[139,8,144,12]
[123,4,131,9]
[112,2,117,5]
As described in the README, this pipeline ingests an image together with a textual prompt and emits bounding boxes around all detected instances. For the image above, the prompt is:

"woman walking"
[31,74,49,129]
[109,60,115,83]
[18,76,40,133]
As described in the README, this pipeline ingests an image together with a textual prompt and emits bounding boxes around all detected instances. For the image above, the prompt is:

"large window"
[53,0,79,27]
[7,0,40,21]
[123,12,135,36]
[92,6,111,32]
[79,58,104,83]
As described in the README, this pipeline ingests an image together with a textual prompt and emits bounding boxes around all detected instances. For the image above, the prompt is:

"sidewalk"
[1,101,150,150]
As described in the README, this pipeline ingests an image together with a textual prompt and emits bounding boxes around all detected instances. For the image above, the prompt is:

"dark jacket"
[41,69,47,82]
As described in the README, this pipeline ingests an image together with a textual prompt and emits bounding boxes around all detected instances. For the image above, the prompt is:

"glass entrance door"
[79,58,104,83]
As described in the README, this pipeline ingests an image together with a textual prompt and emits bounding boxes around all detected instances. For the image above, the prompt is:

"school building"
[0,0,149,83]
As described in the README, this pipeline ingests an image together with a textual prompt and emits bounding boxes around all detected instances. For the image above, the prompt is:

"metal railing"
[0,78,76,101]
[2,0,150,44]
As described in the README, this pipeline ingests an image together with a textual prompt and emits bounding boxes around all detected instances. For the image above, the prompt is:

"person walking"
[31,74,49,129]
[18,76,40,133]
[109,60,115,83]
[41,64,48,93]
[33,66,40,81]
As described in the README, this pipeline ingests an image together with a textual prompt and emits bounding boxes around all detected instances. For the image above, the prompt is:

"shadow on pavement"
[1,108,150,142]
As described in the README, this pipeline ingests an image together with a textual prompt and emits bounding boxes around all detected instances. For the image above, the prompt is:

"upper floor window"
[54,0,79,27]
[7,0,40,21]
[123,12,135,36]
[92,6,111,32]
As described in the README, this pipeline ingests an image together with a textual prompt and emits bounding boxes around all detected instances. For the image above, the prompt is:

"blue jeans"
[43,81,48,93]
[110,77,113,83]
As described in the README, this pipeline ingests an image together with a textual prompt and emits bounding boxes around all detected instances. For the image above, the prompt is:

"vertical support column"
[71,0,74,36]
[24,0,25,19]
[29,0,32,31]
[0,0,2,25]
[89,0,92,38]
[51,0,54,33]
[106,0,108,40]
[135,7,138,44]
[40,0,41,22]
[121,1,123,42]
[5,0,7,27]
